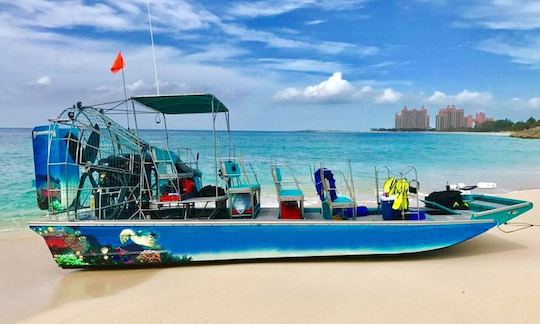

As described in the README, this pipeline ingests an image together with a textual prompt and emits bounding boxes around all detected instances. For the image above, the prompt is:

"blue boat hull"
[29,220,496,268]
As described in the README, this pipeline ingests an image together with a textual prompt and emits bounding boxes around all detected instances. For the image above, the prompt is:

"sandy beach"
[1,190,539,324]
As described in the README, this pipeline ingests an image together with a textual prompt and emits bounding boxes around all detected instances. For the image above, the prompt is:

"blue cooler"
[404,210,426,220]
[380,196,401,220]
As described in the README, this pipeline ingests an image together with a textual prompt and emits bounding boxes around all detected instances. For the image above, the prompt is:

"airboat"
[29,94,533,268]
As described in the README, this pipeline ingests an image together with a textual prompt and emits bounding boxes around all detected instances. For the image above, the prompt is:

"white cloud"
[305,19,326,25]
[228,0,314,17]
[273,71,354,103]
[36,76,51,85]
[352,85,373,98]
[427,90,446,102]
[528,97,540,108]
[273,72,400,104]
[0,0,376,62]
[448,1,540,68]
[0,19,283,127]
[462,0,540,30]
[228,0,368,18]
[126,80,145,91]
[455,89,492,104]
[183,44,248,62]
[219,23,377,55]
[477,37,540,68]
[375,88,402,104]
[258,58,344,73]
[426,89,492,106]
[0,0,219,32]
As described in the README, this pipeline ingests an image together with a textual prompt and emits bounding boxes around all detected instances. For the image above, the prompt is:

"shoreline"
[2,189,540,323]
[370,130,512,136]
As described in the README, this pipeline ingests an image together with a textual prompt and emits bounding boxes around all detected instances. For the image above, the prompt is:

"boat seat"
[314,167,357,219]
[220,158,261,217]
[272,164,304,218]
[279,188,304,200]
[333,195,354,205]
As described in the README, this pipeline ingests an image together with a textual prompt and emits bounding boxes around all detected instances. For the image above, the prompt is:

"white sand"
[2,190,540,324]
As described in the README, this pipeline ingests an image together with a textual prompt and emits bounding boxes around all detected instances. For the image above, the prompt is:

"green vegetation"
[472,117,540,132]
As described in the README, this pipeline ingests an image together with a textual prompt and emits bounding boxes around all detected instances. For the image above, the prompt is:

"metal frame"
[219,157,261,218]
[271,162,304,219]
[42,95,231,222]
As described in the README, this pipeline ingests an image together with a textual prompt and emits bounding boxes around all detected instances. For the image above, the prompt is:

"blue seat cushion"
[333,195,353,205]
[229,183,260,192]
[279,189,304,198]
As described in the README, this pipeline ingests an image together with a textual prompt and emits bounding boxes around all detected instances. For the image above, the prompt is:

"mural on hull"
[31,226,191,268]
[31,221,496,268]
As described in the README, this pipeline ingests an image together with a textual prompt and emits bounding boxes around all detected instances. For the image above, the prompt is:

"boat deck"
[251,207,471,222]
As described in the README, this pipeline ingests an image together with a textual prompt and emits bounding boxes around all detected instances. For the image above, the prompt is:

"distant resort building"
[474,111,492,126]
[392,105,491,131]
[435,106,492,130]
[395,106,430,130]
[436,105,465,130]
[465,115,475,128]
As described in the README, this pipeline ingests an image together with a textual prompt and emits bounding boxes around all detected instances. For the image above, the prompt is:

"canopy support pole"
[162,113,170,148]
[226,111,231,158]
[212,98,218,198]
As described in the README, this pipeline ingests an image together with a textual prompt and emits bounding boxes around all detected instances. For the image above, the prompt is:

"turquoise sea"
[2,128,540,231]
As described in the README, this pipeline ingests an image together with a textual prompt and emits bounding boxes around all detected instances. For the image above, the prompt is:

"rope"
[497,222,540,233]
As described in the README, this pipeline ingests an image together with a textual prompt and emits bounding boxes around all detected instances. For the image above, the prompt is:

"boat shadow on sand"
[34,232,523,318]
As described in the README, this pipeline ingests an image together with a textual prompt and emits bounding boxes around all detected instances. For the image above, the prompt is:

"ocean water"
[2,128,540,230]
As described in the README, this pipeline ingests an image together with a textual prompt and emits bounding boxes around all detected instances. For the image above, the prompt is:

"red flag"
[110,51,125,74]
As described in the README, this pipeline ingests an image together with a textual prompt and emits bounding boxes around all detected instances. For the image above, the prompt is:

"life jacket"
[383,177,396,195]
[314,168,338,201]
[383,177,409,211]
[392,179,409,211]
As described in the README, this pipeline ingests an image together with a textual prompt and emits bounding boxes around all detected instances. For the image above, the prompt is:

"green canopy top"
[132,93,229,115]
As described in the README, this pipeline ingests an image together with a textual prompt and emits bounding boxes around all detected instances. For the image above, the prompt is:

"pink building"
[474,112,492,126]
[465,115,474,128]
[395,106,430,129]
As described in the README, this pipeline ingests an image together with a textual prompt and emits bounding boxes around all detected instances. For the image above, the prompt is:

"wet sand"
[2,190,540,324]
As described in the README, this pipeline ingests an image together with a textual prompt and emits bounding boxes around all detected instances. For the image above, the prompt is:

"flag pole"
[121,64,130,129]
[146,0,160,95]
[146,0,168,147]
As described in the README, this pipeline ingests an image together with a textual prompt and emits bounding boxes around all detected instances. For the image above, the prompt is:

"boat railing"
[374,165,391,208]
[174,147,200,172]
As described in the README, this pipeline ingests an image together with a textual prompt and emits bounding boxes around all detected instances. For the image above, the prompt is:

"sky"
[1,0,540,130]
